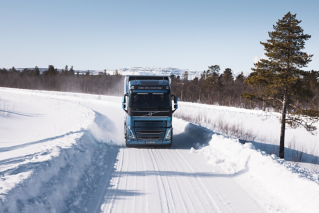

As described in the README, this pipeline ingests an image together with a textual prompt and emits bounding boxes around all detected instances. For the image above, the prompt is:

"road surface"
[66,99,265,213]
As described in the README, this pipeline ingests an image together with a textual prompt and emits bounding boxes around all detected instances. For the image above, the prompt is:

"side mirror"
[122,93,128,113]
[172,95,178,113]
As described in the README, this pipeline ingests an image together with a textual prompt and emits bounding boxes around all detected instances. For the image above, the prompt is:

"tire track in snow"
[101,148,125,213]
[133,148,146,213]
[163,149,200,212]
[118,148,129,213]
[141,149,148,213]
[152,149,177,213]
[155,148,190,213]
[171,150,214,212]
[120,147,135,213]
[148,148,168,213]
[132,149,137,213]
[174,150,224,213]
[178,149,265,213]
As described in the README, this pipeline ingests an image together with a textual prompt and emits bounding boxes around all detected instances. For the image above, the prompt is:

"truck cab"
[122,76,178,147]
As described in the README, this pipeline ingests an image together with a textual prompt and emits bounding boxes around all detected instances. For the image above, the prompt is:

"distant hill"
[16,67,203,80]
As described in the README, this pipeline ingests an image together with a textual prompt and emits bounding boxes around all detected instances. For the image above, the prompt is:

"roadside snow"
[0,88,94,145]
[175,101,319,164]
[186,124,319,213]
[0,88,99,212]
[1,87,319,213]
[0,88,125,212]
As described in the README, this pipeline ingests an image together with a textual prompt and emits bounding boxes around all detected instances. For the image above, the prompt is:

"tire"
[164,142,172,148]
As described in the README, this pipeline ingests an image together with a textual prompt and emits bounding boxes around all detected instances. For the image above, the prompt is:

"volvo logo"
[142,111,160,117]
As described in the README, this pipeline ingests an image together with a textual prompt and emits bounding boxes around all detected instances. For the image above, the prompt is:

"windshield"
[129,93,171,110]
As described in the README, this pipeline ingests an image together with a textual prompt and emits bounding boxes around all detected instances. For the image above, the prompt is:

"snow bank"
[195,133,319,213]
[0,112,119,212]
[0,88,121,212]
[175,101,319,163]
[0,131,114,212]
[0,88,95,145]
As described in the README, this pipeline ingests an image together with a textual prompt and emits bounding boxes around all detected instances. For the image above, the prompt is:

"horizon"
[4,66,249,78]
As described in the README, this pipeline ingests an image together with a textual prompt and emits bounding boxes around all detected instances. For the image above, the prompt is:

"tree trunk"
[279,92,288,158]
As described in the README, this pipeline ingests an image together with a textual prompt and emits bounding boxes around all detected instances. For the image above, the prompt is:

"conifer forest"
[0,64,318,112]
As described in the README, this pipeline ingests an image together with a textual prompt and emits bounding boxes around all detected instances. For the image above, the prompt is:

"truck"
[122,75,178,147]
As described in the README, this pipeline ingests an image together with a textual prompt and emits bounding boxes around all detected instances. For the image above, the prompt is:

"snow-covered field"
[1,87,319,213]
[175,102,319,167]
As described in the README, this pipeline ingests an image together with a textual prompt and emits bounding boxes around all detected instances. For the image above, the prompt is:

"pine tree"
[221,68,234,82]
[9,66,18,73]
[204,65,221,89]
[114,70,119,75]
[207,65,220,79]
[34,66,40,76]
[243,12,319,158]
[70,66,74,76]
[183,71,189,80]
[235,72,245,83]
[47,65,56,76]
[200,70,207,80]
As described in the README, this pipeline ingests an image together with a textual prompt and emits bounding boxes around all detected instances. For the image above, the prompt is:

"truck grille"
[134,121,167,128]
[137,131,163,134]
[136,130,164,140]
[139,136,163,140]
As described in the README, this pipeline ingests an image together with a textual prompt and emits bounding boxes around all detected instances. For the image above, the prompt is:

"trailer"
[122,75,178,147]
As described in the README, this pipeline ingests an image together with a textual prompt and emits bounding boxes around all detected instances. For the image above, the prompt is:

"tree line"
[170,66,319,111]
[0,65,124,96]
[1,64,318,112]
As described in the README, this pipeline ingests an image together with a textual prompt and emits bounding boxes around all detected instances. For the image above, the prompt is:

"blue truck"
[122,75,178,147]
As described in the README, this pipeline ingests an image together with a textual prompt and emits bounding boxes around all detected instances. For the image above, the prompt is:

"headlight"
[165,128,172,140]
[130,86,135,90]
[127,126,135,140]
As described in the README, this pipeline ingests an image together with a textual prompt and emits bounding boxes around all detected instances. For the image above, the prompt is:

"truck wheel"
[126,141,133,147]
[164,142,172,148]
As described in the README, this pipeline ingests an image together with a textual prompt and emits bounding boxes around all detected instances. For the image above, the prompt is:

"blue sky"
[1,0,318,74]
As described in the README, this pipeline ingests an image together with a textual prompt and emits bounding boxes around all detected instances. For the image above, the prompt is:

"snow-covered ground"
[1,87,319,213]
[174,102,319,166]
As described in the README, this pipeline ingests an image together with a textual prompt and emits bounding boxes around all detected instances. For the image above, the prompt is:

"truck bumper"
[126,139,172,146]
[126,126,172,146]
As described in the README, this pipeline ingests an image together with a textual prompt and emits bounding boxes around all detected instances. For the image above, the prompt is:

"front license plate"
[146,141,156,144]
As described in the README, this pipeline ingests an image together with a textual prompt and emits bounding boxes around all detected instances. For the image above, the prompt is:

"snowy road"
[1,88,319,213]
[65,92,263,213]
[98,147,263,213]
[79,137,263,213]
